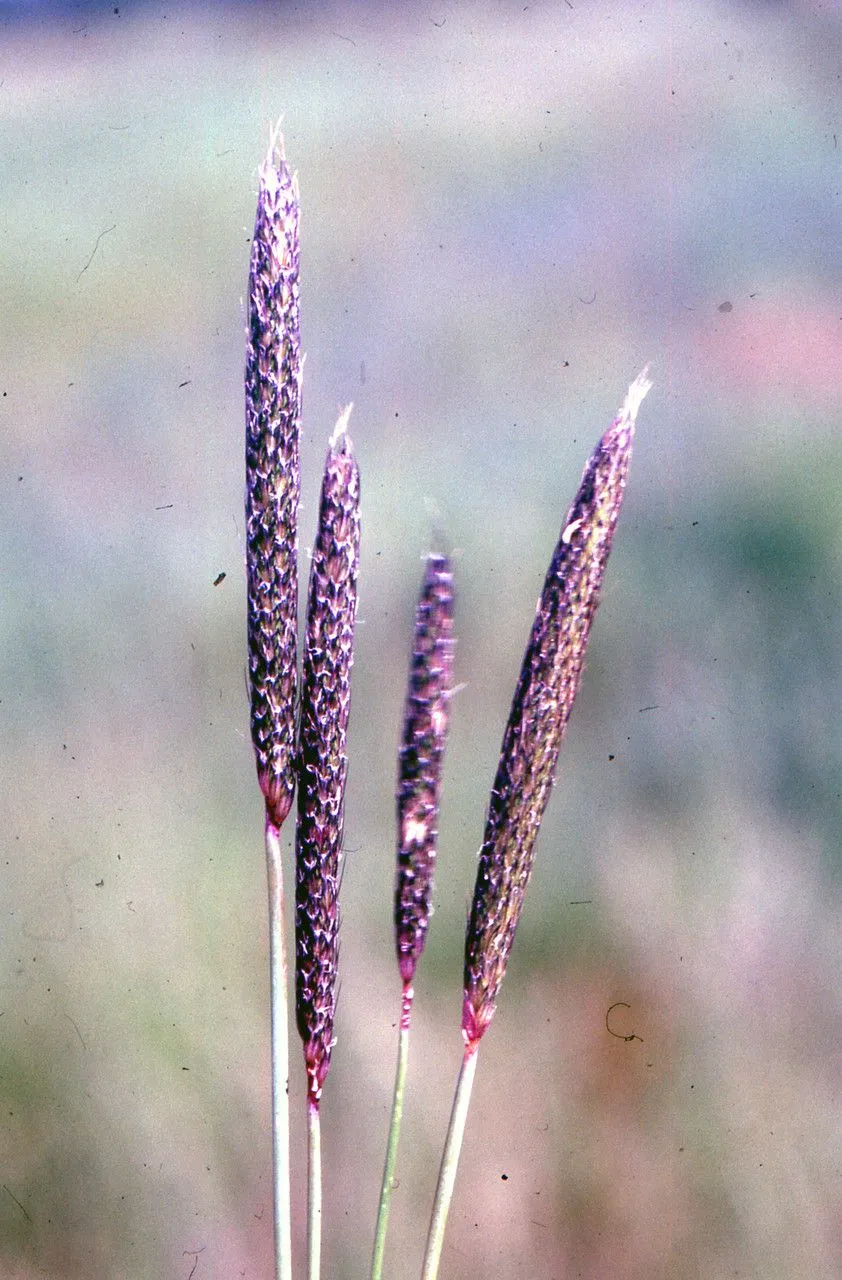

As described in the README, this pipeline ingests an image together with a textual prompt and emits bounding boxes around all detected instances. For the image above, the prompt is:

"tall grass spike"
[463,369,651,1048]
[295,409,361,1104]
[245,124,302,829]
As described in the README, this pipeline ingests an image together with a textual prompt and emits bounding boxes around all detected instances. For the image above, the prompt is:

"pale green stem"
[265,818,293,1280]
[420,1041,480,1280]
[370,982,414,1280]
[307,1098,322,1280]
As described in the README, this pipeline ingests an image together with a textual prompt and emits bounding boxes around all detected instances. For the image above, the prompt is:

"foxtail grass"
[243,123,650,1280]
[421,368,652,1280]
[245,123,300,1280]
[371,554,455,1280]
[246,123,301,832]
[295,408,361,1280]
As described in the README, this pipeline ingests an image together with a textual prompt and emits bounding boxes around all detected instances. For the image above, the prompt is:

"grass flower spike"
[395,553,456,989]
[371,554,455,1280]
[295,407,361,1106]
[463,368,651,1047]
[244,125,301,1280]
[245,124,302,831]
[421,369,651,1280]
[295,409,360,1280]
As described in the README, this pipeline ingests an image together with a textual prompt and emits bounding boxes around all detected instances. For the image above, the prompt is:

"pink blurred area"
[702,296,842,404]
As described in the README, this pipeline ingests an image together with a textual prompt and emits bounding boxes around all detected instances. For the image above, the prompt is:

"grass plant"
[422,368,651,1280]
[245,123,301,1280]
[244,127,649,1280]
[295,409,360,1280]
[371,553,455,1280]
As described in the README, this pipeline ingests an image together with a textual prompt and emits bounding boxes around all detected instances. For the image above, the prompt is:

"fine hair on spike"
[330,403,354,448]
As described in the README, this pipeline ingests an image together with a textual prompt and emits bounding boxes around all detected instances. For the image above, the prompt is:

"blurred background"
[2,1,841,1276]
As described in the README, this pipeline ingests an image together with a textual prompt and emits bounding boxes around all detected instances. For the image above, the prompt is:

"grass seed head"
[245,126,302,830]
[395,553,456,986]
[463,370,651,1048]
[295,409,361,1104]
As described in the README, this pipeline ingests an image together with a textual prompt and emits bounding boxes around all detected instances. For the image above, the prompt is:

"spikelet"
[295,409,361,1104]
[245,125,302,830]
[395,554,455,987]
[463,370,651,1048]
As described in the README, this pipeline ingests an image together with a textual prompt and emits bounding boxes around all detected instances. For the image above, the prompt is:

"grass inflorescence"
[245,124,301,833]
[395,552,456,991]
[463,369,651,1049]
[295,409,361,1108]
[371,552,455,1280]
[243,127,650,1280]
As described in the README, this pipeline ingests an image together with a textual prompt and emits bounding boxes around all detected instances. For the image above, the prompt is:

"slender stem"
[420,1042,480,1280]
[370,983,414,1280]
[265,817,293,1280]
[307,1098,323,1280]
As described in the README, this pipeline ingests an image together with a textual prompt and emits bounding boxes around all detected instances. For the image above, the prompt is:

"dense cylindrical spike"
[245,127,302,830]
[395,554,456,986]
[463,371,651,1048]
[295,410,361,1104]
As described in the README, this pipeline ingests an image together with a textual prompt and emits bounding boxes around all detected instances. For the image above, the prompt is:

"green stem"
[307,1097,322,1280]
[265,817,293,1280]
[370,983,414,1280]
[420,1042,480,1280]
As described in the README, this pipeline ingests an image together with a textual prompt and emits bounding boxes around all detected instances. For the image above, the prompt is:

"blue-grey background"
[1,2,841,1277]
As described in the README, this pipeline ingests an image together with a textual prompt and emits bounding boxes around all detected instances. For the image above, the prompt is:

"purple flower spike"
[395,554,456,989]
[295,409,361,1105]
[245,126,302,830]
[463,371,651,1048]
